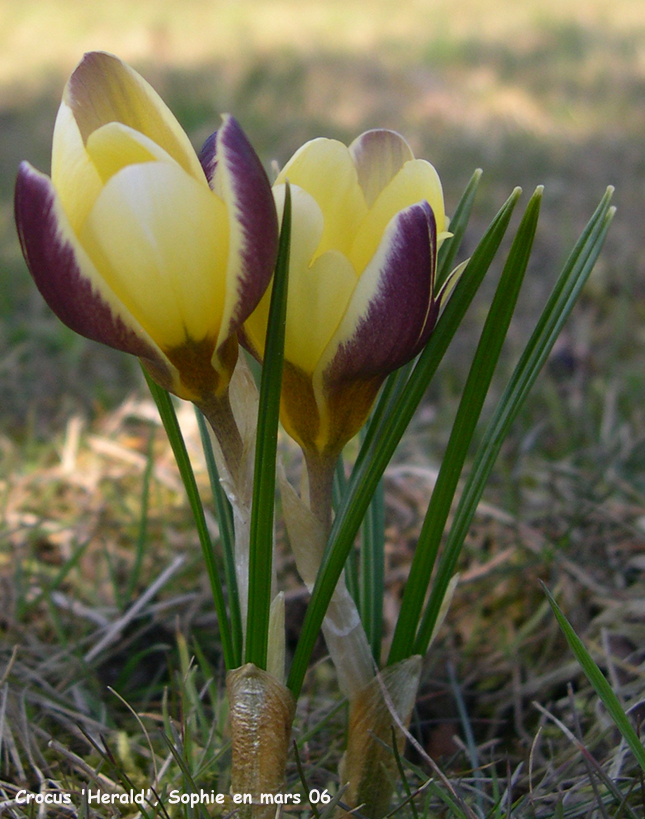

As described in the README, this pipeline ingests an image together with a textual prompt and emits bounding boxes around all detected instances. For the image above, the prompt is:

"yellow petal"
[64,51,204,183]
[276,138,367,260]
[349,159,445,274]
[242,286,272,363]
[79,162,229,349]
[285,249,358,375]
[85,121,178,183]
[51,101,102,233]
[244,183,324,361]
[275,183,323,276]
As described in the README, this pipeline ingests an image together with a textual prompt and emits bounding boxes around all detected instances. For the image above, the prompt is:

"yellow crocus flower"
[242,129,451,459]
[15,52,277,404]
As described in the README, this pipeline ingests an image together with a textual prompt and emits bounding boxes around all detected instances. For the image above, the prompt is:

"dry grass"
[2,389,645,814]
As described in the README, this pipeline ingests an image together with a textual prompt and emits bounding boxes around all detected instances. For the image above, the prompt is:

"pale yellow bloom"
[16,52,277,402]
[245,130,450,457]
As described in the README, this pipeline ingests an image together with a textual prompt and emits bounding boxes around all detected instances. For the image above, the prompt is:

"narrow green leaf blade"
[360,475,385,663]
[287,187,521,697]
[543,582,645,774]
[345,187,522,552]
[143,370,235,670]
[353,358,416,484]
[245,182,291,669]
[415,188,614,654]
[436,168,483,289]
[196,407,242,666]
[389,186,542,663]
[336,455,360,604]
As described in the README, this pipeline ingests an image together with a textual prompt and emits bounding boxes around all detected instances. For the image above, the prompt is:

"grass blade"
[415,188,614,654]
[287,187,522,697]
[542,581,645,774]
[389,186,542,663]
[143,370,235,670]
[353,358,416,487]
[245,182,291,669]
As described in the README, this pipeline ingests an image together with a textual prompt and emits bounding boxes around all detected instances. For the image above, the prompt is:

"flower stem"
[291,449,374,696]
[197,391,244,487]
[198,389,254,647]
[303,451,336,536]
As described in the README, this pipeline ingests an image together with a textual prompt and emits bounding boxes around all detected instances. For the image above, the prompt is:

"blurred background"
[1,0,643,447]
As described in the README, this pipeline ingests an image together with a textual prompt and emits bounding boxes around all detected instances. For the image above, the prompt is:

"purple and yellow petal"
[321,200,437,387]
[15,162,172,374]
[349,129,414,208]
[243,127,449,457]
[198,129,218,185]
[213,115,278,353]
[18,53,278,404]
[305,202,437,455]
[350,159,445,274]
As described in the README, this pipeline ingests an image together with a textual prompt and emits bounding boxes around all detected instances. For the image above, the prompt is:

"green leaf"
[245,182,291,669]
[352,358,416,485]
[436,168,482,290]
[543,581,645,774]
[415,188,614,654]
[287,186,522,698]
[389,186,542,663]
[143,369,235,671]
[360,473,385,663]
[336,455,360,604]
[196,407,242,667]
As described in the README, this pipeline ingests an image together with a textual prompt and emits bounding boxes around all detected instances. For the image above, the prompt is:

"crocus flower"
[241,129,451,459]
[15,52,277,404]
